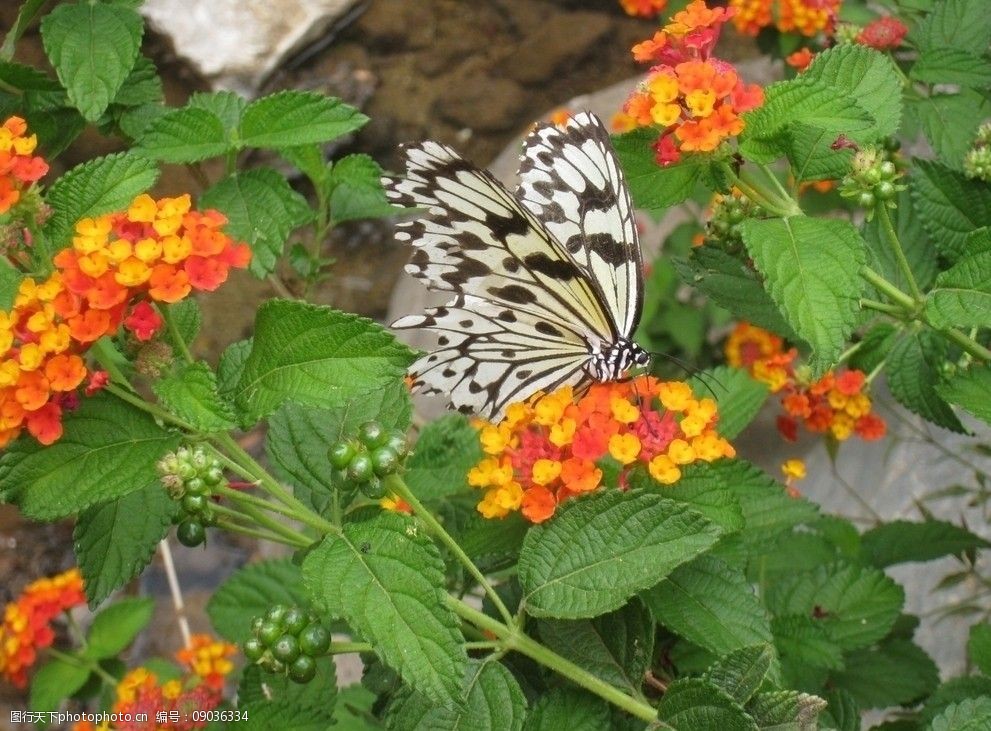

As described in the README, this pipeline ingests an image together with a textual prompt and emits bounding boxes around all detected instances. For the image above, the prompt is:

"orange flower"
[0,116,49,215]
[729,0,772,35]
[786,47,815,72]
[777,0,840,36]
[175,634,237,690]
[620,0,667,17]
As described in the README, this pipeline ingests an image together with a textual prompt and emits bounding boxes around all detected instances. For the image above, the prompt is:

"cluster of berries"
[701,189,764,251]
[242,605,332,684]
[838,144,905,217]
[328,421,409,499]
[156,446,226,546]
[964,122,991,184]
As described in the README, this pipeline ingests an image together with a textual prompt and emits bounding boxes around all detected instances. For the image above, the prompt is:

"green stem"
[448,598,660,724]
[214,482,306,523]
[157,303,195,364]
[91,338,136,393]
[876,204,922,301]
[0,0,49,60]
[465,640,503,651]
[330,641,373,654]
[758,163,794,202]
[860,298,908,317]
[215,519,309,548]
[719,162,802,218]
[385,474,516,627]
[941,327,991,362]
[862,267,918,311]
[105,382,197,432]
[209,502,310,546]
[46,647,118,687]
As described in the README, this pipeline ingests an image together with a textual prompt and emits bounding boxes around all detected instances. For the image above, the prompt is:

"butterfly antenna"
[648,350,724,398]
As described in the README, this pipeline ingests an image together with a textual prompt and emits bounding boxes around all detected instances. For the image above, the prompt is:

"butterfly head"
[589,339,651,382]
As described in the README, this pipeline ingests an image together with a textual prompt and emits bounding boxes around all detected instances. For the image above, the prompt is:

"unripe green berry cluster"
[705,192,763,251]
[156,446,226,547]
[242,605,331,683]
[328,421,409,499]
[964,123,991,183]
[839,145,905,217]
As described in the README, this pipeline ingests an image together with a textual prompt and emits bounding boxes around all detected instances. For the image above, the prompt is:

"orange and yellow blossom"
[620,0,668,17]
[729,0,840,38]
[0,116,49,215]
[468,376,735,523]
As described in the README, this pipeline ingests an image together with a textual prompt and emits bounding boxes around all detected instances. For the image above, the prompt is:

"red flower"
[124,301,163,342]
[857,16,907,50]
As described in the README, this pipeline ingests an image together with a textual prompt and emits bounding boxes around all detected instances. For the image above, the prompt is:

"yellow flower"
[608,432,641,465]
[651,103,681,127]
[610,397,639,424]
[549,417,576,447]
[657,381,693,412]
[667,438,696,465]
[127,194,158,223]
[531,459,562,486]
[479,424,512,454]
[648,72,679,103]
[649,454,681,484]
[781,459,806,480]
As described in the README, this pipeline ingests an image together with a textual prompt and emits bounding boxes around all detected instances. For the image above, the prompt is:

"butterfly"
[385,111,650,420]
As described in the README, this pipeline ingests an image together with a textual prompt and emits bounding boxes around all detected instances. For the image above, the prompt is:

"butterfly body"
[386,112,647,420]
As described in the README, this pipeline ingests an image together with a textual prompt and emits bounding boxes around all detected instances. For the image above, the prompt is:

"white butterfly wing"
[516,112,644,337]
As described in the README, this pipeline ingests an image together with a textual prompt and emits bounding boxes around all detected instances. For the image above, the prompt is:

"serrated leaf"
[206,558,308,644]
[188,90,245,130]
[931,697,991,731]
[911,48,991,87]
[766,562,904,650]
[658,678,759,731]
[387,659,527,731]
[518,490,722,618]
[909,91,991,171]
[860,519,990,568]
[689,365,770,440]
[112,56,163,107]
[939,365,991,424]
[457,512,529,569]
[153,361,236,432]
[303,513,467,706]
[163,298,202,351]
[785,123,854,183]
[117,102,168,141]
[613,129,710,212]
[44,153,159,252]
[240,91,367,149]
[803,46,902,140]
[925,246,991,328]
[82,597,154,659]
[326,153,398,224]
[233,299,415,421]
[237,659,337,730]
[887,330,966,433]
[741,217,866,374]
[137,106,231,163]
[29,657,91,713]
[404,415,482,501]
[772,615,845,673]
[820,689,859,731]
[41,2,143,122]
[747,691,826,731]
[524,687,612,731]
[0,61,61,92]
[969,623,991,676]
[0,394,180,520]
[74,481,176,606]
[830,639,938,709]
[217,337,252,398]
[915,0,991,55]
[705,645,775,705]
[643,555,773,657]
[539,600,654,696]
[0,258,23,312]
[200,167,312,277]
[910,160,991,263]
[922,677,991,727]
[862,189,938,293]
[631,460,744,531]
[266,384,411,513]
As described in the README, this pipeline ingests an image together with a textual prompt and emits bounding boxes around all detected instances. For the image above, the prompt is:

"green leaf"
[206,558,308,644]
[112,56,163,107]
[280,144,329,186]
[909,91,991,171]
[519,490,722,618]
[41,2,143,121]
[137,106,231,163]
[153,361,236,432]
[612,129,709,212]
[631,460,744,532]
[704,645,775,705]
[303,513,467,706]
[539,600,654,696]
[915,0,991,55]
[404,415,483,501]
[387,659,527,731]
[643,555,773,657]
[326,153,399,224]
[0,61,61,92]
[968,623,991,677]
[74,481,177,607]
[163,298,202,351]
[922,677,991,727]
[803,45,902,139]
[240,91,367,149]
[217,338,252,398]
[931,698,991,731]
[265,383,411,512]
[860,519,990,568]
[862,189,937,293]
[689,365,770,440]
[925,245,991,328]
[0,259,24,312]
[200,167,313,277]
[772,615,845,674]
[188,90,246,130]
[44,153,159,252]
[233,299,415,421]
[766,562,904,650]
[886,330,966,433]
[0,394,180,520]
[910,160,991,262]
[82,597,154,659]
[29,657,91,713]
[237,659,337,730]
[741,216,866,373]
[657,678,759,731]
[524,688,611,731]
[785,123,854,183]
[830,639,938,709]
[820,689,859,731]
[747,691,826,731]
[911,48,991,87]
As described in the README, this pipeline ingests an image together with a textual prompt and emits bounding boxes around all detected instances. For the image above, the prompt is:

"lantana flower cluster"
[0,187,250,448]
[0,116,49,215]
[468,376,736,523]
[0,568,86,688]
[72,635,236,731]
[619,0,764,166]
[620,0,668,17]
[725,322,886,442]
[728,0,841,38]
